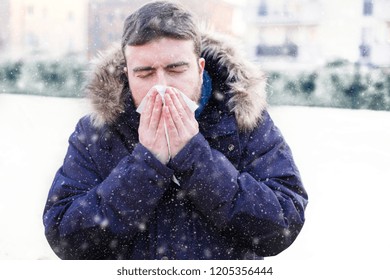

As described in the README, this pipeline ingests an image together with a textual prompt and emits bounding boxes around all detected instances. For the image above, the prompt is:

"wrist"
[168,133,205,171]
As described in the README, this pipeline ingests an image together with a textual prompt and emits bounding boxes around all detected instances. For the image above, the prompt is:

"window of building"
[258,0,268,16]
[363,0,373,16]
[359,43,371,57]
[27,6,34,15]
[360,27,372,58]
[68,11,74,22]
[256,42,298,57]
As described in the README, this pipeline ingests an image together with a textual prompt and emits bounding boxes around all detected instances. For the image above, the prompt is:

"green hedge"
[267,60,390,111]
[1,58,390,111]
[0,58,86,97]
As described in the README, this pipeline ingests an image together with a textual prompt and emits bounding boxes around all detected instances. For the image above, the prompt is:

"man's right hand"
[138,90,170,164]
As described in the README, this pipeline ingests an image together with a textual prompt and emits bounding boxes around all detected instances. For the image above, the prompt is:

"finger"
[149,93,163,131]
[164,92,185,133]
[156,112,168,139]
[167,88,186,117]
[139,90,157,128]
[169,89,199,135]
[140,91,155,127]
[172,88,194,119]
[163,103,179,140]
[153,116,170,163]
[168,89,197,129]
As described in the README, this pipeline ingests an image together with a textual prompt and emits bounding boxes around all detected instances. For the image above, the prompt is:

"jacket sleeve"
[168,111,308,257]
[43,117,174,259]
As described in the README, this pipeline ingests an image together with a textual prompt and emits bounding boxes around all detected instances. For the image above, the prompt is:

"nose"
[156,69,168,86]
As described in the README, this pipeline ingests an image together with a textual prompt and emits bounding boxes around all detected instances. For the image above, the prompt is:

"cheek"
[128,74,154,107]
[178,72,203,101]
[188,69,202,86]
[128,80,151,107]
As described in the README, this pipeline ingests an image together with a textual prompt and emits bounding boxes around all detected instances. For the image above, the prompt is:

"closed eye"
[133,67,155,78]
[136,71,154,78]
[166,62,189,73]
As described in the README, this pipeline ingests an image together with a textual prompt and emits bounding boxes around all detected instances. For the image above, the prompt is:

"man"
[43,1,308,260]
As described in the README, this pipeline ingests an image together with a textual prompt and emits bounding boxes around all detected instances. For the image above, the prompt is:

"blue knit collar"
[195,70,212,119]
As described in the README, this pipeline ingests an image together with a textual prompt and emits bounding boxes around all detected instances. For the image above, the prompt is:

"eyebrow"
[132,66,154,73]
[132,61,189,73]
[166,61,189,69]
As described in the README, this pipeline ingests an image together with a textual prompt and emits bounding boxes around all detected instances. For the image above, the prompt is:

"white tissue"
[136,85,198,113]
[154,85,168,98]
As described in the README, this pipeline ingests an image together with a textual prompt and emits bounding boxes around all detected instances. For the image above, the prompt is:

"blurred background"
[0,0,389,110]
[0,1,390,269]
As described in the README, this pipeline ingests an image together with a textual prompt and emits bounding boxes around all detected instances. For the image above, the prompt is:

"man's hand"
[163,88,199,159]
[138,90,170,164]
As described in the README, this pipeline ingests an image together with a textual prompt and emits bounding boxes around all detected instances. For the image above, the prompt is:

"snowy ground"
[0,94,389,267]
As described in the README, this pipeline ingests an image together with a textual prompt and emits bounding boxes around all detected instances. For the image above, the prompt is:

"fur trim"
[85,43,127,128]
[85,33,267,131]
[201,32,267,131]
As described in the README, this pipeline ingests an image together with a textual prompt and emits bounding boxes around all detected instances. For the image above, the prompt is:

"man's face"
[124,38,205,107]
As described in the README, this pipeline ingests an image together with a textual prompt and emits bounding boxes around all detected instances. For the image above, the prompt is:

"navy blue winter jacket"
[43,33,308,260]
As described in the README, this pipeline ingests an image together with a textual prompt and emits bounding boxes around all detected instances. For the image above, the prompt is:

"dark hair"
[121,1,201,58]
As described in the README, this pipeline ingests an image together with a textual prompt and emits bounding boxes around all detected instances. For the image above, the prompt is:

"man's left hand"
[163,88,199,159]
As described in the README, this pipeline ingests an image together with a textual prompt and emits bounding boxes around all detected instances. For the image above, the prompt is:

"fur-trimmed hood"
[85,32,267,132]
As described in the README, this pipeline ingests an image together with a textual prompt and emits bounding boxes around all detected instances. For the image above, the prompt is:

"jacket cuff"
[132,143,174,179]
[168,133,206,173]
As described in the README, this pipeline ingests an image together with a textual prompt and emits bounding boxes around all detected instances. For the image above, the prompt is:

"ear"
[198,58,205,74]
[123,67,128,73]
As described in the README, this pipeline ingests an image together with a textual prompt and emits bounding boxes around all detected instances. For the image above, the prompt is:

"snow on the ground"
[0,94,90,260]
[0,93,389,264]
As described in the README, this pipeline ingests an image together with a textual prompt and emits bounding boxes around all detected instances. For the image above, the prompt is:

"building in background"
[4,0,88,60]
[0,0,237,60]
[1,0,389,68]
[360,0,390,67]
[243,0,390,68]
[87,0,144,58]
[243,0,323,68]
[0,0,10,54]
[87,0,237,58]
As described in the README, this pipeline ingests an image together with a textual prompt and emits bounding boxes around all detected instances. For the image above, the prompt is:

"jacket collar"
[85,31,267,132]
